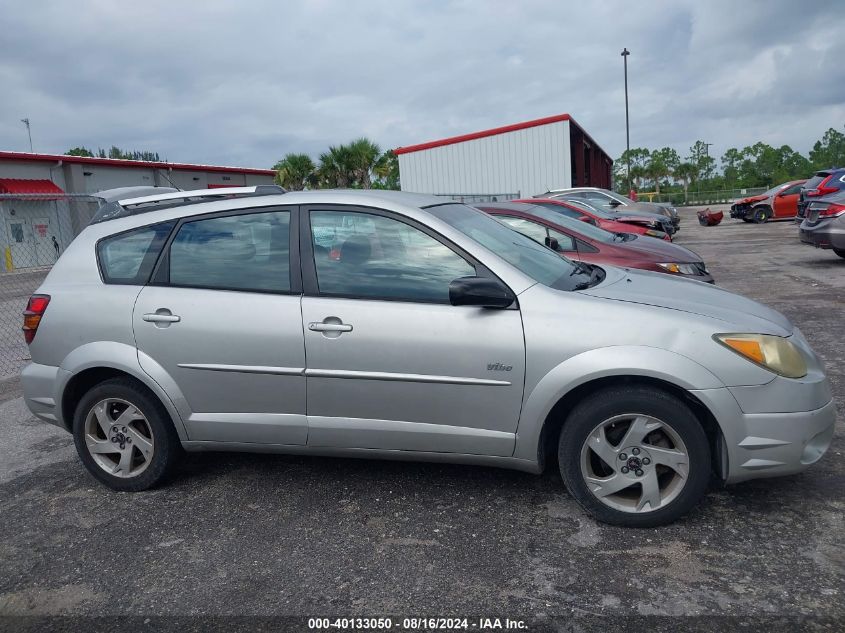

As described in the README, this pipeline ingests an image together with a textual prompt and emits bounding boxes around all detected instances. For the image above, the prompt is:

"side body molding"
[512,346,726,462]
[56,342,189,440]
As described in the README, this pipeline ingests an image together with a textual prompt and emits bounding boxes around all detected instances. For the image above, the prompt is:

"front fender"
[512,346,725,461]
[57,341,188,440]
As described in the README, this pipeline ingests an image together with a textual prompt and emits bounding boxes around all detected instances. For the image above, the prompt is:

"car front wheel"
[751,206,769,223]
[73,377,181,491]
[558,386,711,527]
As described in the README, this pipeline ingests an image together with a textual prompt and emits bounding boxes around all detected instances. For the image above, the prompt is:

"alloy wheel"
[579,413,689,513]
[83,398,155,478]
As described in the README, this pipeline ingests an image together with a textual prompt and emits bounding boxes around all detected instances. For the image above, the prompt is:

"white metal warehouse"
[395,113,612,200]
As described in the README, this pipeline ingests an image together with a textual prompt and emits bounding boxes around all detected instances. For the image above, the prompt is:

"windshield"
[426,204,595,291]
[517,204,620,244]
[762,184,789,197]
[551,198,614,219]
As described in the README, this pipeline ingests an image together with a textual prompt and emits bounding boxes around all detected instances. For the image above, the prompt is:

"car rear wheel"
[834,248,845,259]
[558,386,711,527]
[73,377,181,491]
[751,206,770,223]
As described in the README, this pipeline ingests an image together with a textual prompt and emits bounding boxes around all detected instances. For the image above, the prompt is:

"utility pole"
[621,48,631,191]
[21,118,33,152]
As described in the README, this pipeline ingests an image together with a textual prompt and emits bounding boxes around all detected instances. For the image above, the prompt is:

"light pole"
[21,118,33,152]
[621,48,631,192]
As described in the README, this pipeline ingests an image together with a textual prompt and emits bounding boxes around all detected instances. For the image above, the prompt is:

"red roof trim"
[394,113,572,155]
[0,151,275,176]
[0,178,65,196]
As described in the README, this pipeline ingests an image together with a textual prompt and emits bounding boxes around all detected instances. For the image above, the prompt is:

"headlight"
[714,333,807,378]
[644,229,666,238]
[657,262,699,275]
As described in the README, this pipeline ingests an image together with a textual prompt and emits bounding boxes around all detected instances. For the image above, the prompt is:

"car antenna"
[157,160,183,191]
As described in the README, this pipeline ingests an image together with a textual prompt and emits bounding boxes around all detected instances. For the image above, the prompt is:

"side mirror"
[608,199,622,208]
[544,236,559,251]
[578,215,596,225]
[449,276,515,309]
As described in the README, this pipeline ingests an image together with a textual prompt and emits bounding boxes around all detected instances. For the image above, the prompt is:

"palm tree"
[373,150,400,190]
[674,162,697,204]
[273,153,315,191]
[318,144,355,188]
[347,138,381,189]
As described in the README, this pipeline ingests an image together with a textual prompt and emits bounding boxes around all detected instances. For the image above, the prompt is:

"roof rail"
[90,185,286,224]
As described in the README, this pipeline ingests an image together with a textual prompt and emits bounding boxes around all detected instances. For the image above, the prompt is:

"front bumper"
[691,386,836,484]
[729,203,751,219]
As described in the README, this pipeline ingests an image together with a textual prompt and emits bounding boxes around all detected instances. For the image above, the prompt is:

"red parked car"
[515,197,672,241]
[476,202,714,283]
[729,179,806,223]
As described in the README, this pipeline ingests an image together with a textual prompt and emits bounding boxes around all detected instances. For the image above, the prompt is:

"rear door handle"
[143,312,181,323]
[308,322,352,332]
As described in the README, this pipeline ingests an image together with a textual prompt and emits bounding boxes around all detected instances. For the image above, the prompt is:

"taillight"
[807,175,838,197]
[22,294,50,344]
[819,203,845,218]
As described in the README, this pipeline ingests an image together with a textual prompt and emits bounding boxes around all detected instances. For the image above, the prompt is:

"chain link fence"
[0,193,103,379]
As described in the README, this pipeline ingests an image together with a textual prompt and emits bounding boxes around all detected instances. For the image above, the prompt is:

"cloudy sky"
[1,0,843,169]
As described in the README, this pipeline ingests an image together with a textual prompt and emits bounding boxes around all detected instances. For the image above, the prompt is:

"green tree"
[373,150,400,190]
[273,153,315,191]
[65,147,94,157]
[688,141,716,183]
[317,144,354,188]
[646,147,680,193]
[347,138,381,189]
[673,162,697,204]
[617,148,651,190]
[809,126,845,170]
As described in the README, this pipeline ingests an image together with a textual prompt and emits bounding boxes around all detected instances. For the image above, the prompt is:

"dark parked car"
[476,202,713,283]
[796,168,845,223]
[799,189,845,258]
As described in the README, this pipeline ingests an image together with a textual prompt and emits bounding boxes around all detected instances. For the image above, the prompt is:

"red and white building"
[395,113,612,200]
[0,151,275,269]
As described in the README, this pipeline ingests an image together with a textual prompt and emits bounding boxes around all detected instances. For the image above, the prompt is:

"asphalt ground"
[0,208,842,632]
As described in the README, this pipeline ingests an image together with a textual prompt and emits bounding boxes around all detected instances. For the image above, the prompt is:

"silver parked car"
[22,188,835,527]
[540,187,680,230]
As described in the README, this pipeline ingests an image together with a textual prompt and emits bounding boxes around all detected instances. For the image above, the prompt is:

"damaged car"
[729,180,805,223]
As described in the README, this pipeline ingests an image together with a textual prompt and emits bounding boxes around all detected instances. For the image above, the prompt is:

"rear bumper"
[799,218,845,250]
[21,362,64,429]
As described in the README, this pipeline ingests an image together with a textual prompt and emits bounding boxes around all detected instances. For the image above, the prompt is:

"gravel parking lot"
[0,208,842,630]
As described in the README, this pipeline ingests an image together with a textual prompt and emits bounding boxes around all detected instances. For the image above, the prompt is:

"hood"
[616,213,662,224]
[627,201,672,216]
[737,194,768,205]
[617,236,700,262]
[582,267,792,334]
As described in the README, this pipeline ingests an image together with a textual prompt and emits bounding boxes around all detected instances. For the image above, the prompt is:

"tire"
[834,248,845,259]
[751,206,770,224]
[72,377,181,491]
[558,386,711,527]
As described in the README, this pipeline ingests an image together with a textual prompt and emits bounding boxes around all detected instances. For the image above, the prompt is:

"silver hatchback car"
[21,187,836,527]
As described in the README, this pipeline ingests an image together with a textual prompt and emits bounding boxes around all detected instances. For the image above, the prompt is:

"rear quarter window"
[97,221,175,284]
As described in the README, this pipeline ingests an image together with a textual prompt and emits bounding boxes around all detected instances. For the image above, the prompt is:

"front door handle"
[143,310,181,325]
[308,322,352,333]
